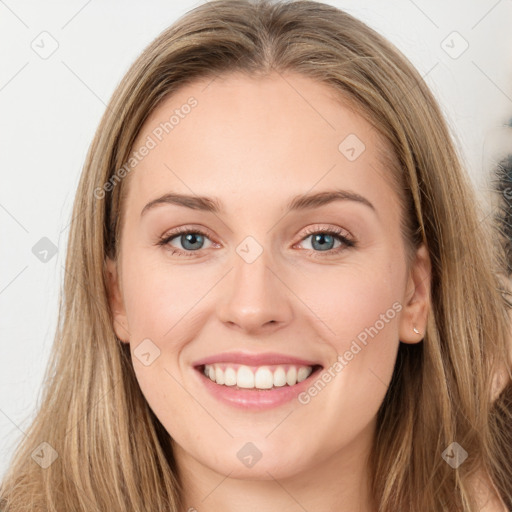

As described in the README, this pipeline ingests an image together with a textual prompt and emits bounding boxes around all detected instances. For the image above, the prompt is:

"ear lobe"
[399,243,431,344]
[104,257,130,343]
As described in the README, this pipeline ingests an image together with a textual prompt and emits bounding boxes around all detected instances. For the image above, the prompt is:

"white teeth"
[237,366,255,388]
[224,366,237,386]
[297,367,311,382]
[215,366,225,385]
[286,366,297,386]
[202,363,315,389]
[273,366,287,387]
[254,367,273,389]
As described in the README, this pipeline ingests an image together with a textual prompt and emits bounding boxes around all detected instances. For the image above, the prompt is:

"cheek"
[299,257,403,335]
[122,253,209,341]
[294,255,405,381]
[291,262,404,433]
[120,255,202,424]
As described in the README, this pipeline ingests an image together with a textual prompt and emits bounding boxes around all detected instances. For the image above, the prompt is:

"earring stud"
[413,327,420,334]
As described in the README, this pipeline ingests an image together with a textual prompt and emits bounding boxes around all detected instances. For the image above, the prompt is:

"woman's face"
[107,71,430,481]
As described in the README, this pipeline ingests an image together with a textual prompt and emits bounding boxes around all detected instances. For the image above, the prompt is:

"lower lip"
[194,365,323,410]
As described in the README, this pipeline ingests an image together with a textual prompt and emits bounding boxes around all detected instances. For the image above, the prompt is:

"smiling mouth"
[196,363,323,390]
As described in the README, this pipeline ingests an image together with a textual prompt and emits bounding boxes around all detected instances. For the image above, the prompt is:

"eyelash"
[156,225,356,259]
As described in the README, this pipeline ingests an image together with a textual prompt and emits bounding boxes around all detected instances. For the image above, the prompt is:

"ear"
[399,243,431,344]
[105,257,130,343]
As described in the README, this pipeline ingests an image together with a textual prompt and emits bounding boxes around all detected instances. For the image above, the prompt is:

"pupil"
[183,233,203,250]
[313,234,333,251]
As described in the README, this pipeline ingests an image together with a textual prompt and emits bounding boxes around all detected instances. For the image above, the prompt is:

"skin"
[106,71,431,512]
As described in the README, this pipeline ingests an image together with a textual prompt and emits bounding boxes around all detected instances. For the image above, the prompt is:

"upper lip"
[192,351,323,368]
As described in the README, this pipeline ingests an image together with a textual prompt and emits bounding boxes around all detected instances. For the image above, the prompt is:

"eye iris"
[312,233,335,251]
[181,233,204,250]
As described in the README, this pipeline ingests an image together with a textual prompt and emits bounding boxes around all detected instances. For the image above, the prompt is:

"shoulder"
[477,497,509,512]
[470,469,509,512]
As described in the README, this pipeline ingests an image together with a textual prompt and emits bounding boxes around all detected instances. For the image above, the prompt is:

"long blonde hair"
[2,1,511,510]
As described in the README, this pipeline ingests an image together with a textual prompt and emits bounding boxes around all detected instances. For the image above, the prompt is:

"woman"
[1,1,511,510]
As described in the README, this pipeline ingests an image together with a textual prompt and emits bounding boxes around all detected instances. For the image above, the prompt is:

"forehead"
[124,71,399,219]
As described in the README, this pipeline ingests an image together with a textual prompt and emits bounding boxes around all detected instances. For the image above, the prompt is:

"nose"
[216,246,294,335]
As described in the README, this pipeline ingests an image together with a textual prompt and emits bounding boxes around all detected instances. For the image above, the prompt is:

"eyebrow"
[140,189,376,217]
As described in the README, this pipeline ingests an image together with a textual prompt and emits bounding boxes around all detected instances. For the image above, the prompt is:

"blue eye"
[297,227,355,258]
[157,225,355,258]
[302,232,343,252]
[158,229,213,256]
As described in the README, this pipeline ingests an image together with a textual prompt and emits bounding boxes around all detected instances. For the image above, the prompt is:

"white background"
[1,0,512,479]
